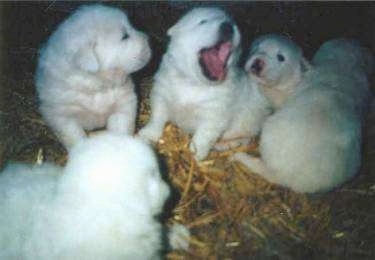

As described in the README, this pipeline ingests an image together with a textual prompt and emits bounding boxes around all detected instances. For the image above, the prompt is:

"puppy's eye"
[277,54,285,62]
[122,33,129,41]
[199,19,207,25]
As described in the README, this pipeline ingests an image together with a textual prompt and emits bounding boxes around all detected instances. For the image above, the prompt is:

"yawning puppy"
[35,4,151,148]
[235,39,373,193]
[139,7,267,160]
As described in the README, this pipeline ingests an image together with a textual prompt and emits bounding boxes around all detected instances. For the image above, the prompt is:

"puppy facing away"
[0,133,172,259]
[35,4,151,148]
[139,8,271,160]
[235,39,373,193]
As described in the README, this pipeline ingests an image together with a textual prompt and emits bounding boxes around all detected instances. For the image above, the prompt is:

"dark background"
[1,1,375,82]
[1,2,375,259]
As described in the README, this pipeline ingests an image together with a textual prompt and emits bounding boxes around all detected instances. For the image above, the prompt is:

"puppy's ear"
[74,42,99,73]
[300,57,312,73]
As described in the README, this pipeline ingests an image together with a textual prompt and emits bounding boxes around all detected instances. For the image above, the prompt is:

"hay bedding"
[1,2,375,259]
[138,79,330,259]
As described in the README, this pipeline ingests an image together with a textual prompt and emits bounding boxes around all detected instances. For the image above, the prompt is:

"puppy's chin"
[249,72,268,87]
[131,48,152,72]
[99,68,126,77]
[131,57,151,73]
[101,51,150,74]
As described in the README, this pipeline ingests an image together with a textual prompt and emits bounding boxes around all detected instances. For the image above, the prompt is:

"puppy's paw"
[231,153,270,178]
[189,140,210,161]
[214,141,235,151]
[60,133,87,150]
[53,120,87,149]
[214,138,250,151]
[107,113,135,135]
[137,126,162,143]
[231,152,250,163]
[168,224,190,251]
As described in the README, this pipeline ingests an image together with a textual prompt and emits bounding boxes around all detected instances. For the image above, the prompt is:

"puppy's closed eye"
[198,19,207,25]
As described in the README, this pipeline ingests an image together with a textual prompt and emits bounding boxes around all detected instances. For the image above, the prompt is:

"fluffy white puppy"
[215,34,311,150]
[0,133,170,259]
[235,39,373,193]
[139,8,271,160]
[245,34,311,109]
[35,4,151,148]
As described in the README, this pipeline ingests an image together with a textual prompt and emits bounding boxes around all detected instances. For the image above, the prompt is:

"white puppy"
[245,34,311,109]
[35,4,151,148]
[215,34,311,150]
[0,133,170,259]
[235,39,373,193]
[139,8,271,160]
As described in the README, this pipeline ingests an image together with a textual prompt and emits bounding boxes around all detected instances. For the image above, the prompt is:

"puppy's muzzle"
[219,22,234,41]
[250,58,265,76]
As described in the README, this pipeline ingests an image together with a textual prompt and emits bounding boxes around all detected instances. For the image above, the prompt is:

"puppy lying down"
[0,133,188,259]
[139,8,273,160]
[215,34,310,150]
[235,39,373,193]
[35,4,151,148]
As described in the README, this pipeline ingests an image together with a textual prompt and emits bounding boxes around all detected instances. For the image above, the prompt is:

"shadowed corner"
[0,3,3,74]
[154,151,182,256]
[156,151,181,223]
[1,3,5,168]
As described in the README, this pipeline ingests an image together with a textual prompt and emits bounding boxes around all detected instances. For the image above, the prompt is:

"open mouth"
[199,41,232,81]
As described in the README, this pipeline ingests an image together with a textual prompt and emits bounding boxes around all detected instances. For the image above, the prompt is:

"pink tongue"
[201,42,232,80]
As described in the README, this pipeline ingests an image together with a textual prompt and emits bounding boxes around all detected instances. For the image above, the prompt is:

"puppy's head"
[245,34,310,92]
[62,133,170,217]
[67,5,151,76]
[166,7,241,84]
[313,38,374,76]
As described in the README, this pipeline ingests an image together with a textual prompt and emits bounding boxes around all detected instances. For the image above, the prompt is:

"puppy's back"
[312,39,373,115]
[0,163,62,258]
[259,39,372,193]
[260,85,361,192]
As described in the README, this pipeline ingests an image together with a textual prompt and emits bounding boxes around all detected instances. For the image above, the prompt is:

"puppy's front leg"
[233,153,277,183]
[214,137,251,151]
[107,93,137,134]
[138,95,169,142]
[190,121,224,161]
[49,117,86,149]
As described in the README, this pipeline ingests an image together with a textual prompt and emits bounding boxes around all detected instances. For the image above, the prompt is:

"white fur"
[235,39,373,193]
[215,34,310,150]
[168,224,191,251]
[0,133,170,259]
[139,8,270,160]
[35,4,151,148]
[245,34,310,109]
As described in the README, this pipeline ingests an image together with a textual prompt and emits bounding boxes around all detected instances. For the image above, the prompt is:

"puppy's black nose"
[250,58,265,76]
[220,22,234,41]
